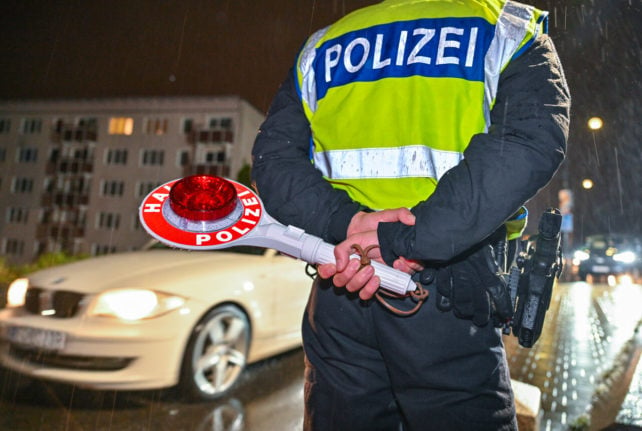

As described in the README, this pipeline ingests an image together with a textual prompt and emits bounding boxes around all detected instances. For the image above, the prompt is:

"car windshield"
[585,235,641,251]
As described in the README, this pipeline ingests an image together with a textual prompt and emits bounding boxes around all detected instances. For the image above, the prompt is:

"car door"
[264,250,311,336]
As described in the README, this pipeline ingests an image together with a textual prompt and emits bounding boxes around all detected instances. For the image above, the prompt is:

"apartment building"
[0,96,264,265]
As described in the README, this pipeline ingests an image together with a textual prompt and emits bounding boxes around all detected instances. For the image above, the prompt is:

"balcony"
[51,127,98,143]
[186,129,234,144]
[40,193,90,208]
[36,223,85,240]
[183,164,231,177]
[45,160,94,174]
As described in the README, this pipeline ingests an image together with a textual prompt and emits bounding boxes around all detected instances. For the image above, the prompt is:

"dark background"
[1,0,640,242]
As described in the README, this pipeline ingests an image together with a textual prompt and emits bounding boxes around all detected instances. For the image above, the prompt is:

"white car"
[0,243,312,400]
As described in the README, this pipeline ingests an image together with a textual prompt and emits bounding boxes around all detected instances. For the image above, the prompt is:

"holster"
[508,208,563,348]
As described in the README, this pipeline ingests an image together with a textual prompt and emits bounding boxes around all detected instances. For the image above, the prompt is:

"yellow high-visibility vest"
[296,0,548,210]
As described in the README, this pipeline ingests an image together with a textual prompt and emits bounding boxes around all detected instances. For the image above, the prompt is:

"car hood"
[25,250,259,295]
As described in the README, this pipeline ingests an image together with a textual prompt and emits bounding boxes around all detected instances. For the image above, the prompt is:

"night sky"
[0,0,379,112]
[1,0,641,237]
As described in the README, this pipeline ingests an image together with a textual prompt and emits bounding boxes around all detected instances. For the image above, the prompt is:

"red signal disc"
[139,176,263,250]
[169,175,237,221]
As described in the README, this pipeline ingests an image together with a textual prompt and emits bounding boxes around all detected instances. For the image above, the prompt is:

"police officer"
[252,0,570,429]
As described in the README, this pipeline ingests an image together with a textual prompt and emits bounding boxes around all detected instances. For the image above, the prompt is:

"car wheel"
[179,304,251,401]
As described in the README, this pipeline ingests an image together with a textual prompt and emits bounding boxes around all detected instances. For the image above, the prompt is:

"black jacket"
[251,34,570,266]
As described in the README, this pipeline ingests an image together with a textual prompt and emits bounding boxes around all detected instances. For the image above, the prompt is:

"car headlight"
[88,288,186,321]
[573,250,590,261]
[6,278,29,308]
[613,251,637,264]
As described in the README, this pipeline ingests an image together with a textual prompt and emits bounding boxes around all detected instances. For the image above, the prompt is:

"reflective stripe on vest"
[483,0,547,124]
[313,145,463,180]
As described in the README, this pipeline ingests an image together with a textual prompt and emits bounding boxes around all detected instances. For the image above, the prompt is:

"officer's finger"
[375,208,415,225]
[332,258,362,287]
[393,257,424,274]
[358,274,381,300]
[395,208,416,226]
[333,240,354,272]
[343,262,374,293]
[317,263,337,279]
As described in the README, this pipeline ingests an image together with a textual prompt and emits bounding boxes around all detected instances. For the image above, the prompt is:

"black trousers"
[302,277,517,431]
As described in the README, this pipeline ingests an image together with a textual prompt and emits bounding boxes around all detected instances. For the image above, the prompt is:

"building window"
[137,181,160,198]
[106,149,128,165]
[55,117,98,142]
[102,180,125,197]
[7,207,29,224]
[68,177,89,194]
[177,150,190,167]
[220,118,233,129]
[49,148,60,163]
[3,239,25,256]
[72,147,92,162]
[77,117,98,129]
[17,147,38,163]
[142,150,164,166]
[0,118,11,133]
[11,177,34,193]
[97,212,120,229]
[108,117,134,135]
[21,118,42,134]
[144,118,169,135]
[205,151,226,164]
[182,118,194,133]
[207,117,233,130]
[0,148,6,162]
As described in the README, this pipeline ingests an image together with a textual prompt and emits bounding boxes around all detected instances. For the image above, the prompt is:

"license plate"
[591,265,610,273]
[7,326,67,351]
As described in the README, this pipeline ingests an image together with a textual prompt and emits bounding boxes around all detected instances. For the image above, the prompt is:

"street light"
[587,116,603,130]
[587,116,604,167]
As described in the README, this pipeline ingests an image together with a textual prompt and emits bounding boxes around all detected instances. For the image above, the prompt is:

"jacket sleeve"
[251,69,363,244]
[378,34,571,264]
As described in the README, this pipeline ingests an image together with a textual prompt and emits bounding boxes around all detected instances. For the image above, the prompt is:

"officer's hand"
[318,230,382,300]
[318,209,419,300]
[318,236,423,301]
[434,244,513,327]
[393,256,425,274]
[347,208,415,236]
[318,252,423,300]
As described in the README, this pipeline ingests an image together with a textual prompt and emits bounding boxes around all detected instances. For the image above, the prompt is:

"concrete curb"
[513,379,542,431]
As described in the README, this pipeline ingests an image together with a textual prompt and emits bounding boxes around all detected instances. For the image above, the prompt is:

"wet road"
[1,281,640,431]
[0,348,306,431]
[506,281,642,431]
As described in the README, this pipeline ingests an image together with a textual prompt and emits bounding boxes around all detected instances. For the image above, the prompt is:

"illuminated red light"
[169,175,238,221]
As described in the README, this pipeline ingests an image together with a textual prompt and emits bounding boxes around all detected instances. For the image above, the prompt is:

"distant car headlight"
[88,288,186,321]
[6,278,29,308]
[573,250,590,262]
[613,251,637,264]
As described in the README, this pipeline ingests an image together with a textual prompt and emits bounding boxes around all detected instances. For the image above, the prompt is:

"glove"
[433,243,514,327]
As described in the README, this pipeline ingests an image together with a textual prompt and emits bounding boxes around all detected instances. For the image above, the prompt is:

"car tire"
[178,304,251,401]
